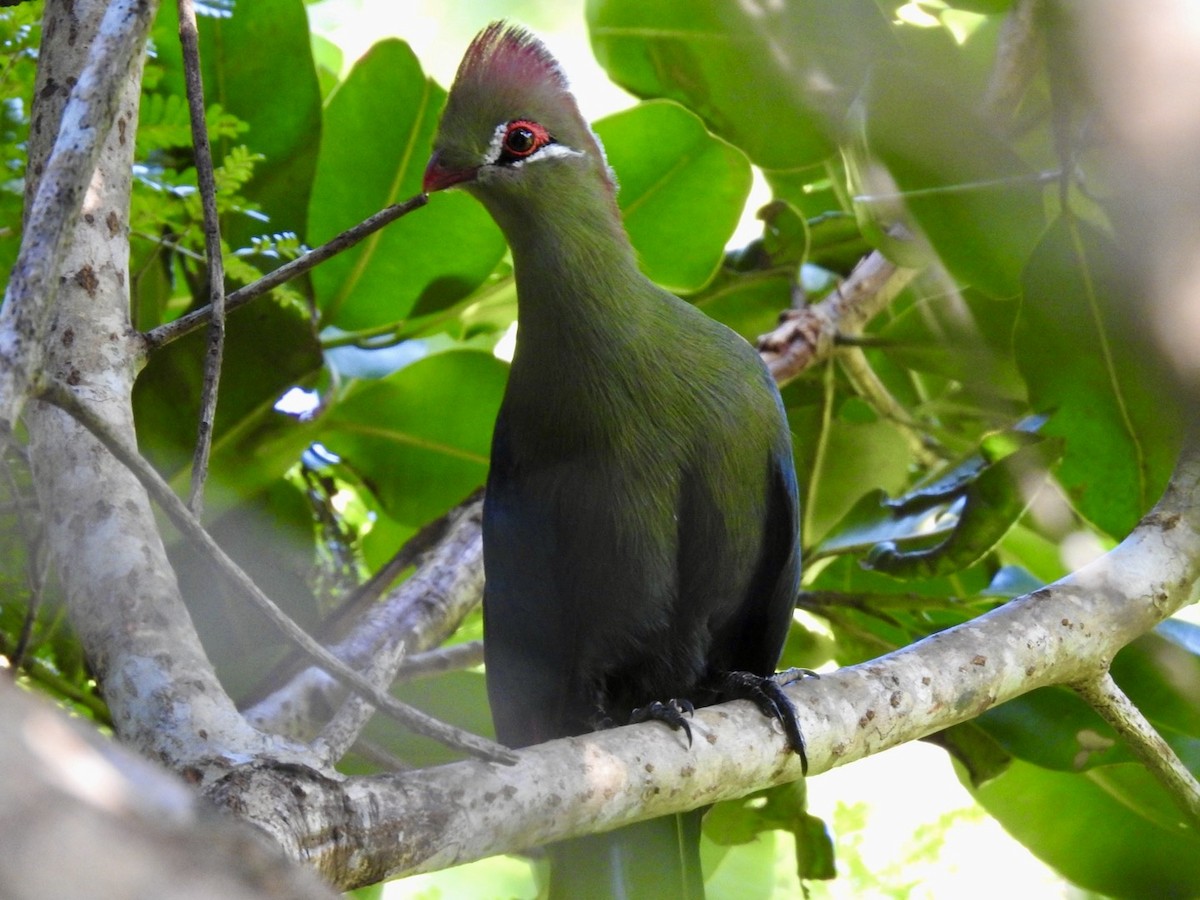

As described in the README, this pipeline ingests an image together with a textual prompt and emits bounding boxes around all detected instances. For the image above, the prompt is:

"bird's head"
[423,23,616,208]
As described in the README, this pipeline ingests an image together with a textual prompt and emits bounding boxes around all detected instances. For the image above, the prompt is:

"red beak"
[423,151,477,193]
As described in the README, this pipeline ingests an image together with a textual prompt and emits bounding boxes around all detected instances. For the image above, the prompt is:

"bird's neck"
[496,176,647,355]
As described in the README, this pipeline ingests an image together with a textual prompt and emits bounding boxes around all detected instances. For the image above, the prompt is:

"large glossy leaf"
[1016,218,1182,537]
[694,271,792,344]
[858,60,1046,298]
[817,434,1062,579]
[784,390,913,547]
[968,759,1200,898]
[587,0,896,169]
[595,100,751,292]
[153,0,322,248]
[308,40,505,331]
[878,287,1024,399]
[318,350,507,526]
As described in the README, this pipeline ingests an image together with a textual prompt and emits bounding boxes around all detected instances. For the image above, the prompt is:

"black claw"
[722,670,810,775]
[630,698,695,747]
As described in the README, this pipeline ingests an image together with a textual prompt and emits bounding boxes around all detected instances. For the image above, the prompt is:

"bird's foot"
[721,669,817,774]
[630,698,696,747]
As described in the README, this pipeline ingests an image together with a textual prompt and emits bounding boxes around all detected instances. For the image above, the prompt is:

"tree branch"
[0,0,159,434]
[177,0,226,515]
[205,440,1200,889]
[39,380,513,765]
[1073,671,1200,829]
[19,0,275,770]
[758,247,917,386]
[0,679,337,900]
[141,194,429,352]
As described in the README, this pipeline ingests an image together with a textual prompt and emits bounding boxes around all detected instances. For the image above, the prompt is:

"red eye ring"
[500,119,551,160]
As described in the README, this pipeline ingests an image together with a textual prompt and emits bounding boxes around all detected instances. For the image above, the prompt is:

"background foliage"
[2,0,1199,897]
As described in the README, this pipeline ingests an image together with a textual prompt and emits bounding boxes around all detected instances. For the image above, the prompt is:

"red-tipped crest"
[455,21,570,97]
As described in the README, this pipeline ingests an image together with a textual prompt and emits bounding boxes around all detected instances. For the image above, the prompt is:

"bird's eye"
[498,119,551,163]
[505,126,536,155]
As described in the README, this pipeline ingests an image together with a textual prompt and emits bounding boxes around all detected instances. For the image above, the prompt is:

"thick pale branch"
[0,0,159,432]
[0,680,337,900]
[212,445,1200,888]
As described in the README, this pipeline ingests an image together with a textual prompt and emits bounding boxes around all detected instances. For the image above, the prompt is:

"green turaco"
[423,22,807,899]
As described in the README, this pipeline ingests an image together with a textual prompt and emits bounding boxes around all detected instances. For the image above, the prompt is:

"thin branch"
[837,345,942,466]
[177,0,226,516]
[393,640,484,684]
[757,247,917,386]
[38,380,515,766]
[308,498,486,765]
[1073,671,1200,830]
[142,194,429,351]
[0,0,160,433]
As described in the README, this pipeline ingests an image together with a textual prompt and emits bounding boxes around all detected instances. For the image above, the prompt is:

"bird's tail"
[547,811,705,900]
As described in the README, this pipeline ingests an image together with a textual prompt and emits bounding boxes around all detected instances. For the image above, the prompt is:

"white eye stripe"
[481,121,585,168]
[483,121,509,166]
[509,142,584,168]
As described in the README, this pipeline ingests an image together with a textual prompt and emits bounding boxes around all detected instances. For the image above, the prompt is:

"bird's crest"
[454,22,571,98]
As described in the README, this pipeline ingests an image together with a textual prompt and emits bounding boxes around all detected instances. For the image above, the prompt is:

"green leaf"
[1016,218,1183,537]
[878,287,1024,399]
[858,60,1047,298]
[968,759,1200,898]
[693,271,791,344]
[816,431,1062,578]
[595,100,751,292]
[152,0,323,248]
[318,350,506,526]
[704,784,834,889]
[132,300,322,513]
[786,389,913,547]
[588,0,896,169]
[924,722,1012,788]
[308,40,505,331]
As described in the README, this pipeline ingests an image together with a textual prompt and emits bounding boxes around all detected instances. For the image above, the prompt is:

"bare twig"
[177,0,226,516]
[38,380,515,765]
[393,640,485,684]
[0,0,159,433]
[142,194,430,351]
[757,248,917,386]
[837,345,942,466]
[309,498,486,764]
[1073,671,1200,830]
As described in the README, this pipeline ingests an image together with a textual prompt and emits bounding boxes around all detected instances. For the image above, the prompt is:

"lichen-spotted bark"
[22,0,284,769]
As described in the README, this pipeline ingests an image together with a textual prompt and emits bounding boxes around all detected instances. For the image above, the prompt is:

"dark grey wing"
[481,410,575,748]
[713,441,802,678]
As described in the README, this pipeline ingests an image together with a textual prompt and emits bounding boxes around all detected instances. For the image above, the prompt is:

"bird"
[423,22,806,899]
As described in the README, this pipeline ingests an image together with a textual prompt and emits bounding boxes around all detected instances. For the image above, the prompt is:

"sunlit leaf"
[308,40,505,331]
[1016,218,1183,537]
[318,350,506,526]
[596,100,750,292]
